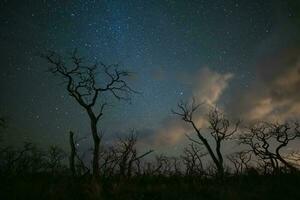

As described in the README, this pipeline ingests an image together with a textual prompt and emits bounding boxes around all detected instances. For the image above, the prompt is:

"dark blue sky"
[1,0,299,151]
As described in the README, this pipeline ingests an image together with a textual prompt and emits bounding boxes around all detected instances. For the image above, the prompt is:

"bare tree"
[46,145,66,174]
[0,142,44,175]
[181,143,207,176]
[170,156,182,176]
[144,154,172,176]
[68,131,90,177]
[98,131,153,178]
[43,50,135,176]
[173,100,239,177]
[99,145,119,177]
[240,122,300,173]
[115,132,153,177]
[227,151,252,175]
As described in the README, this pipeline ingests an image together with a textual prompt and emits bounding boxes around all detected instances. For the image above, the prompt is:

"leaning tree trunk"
[196,134,223,177]
[276,147,297,172]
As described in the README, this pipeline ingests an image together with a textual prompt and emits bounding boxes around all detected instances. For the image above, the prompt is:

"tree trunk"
[86,107,101,177]
[87,111,100,178]
[91,118,100,177]
[69,131,76,177]
[198,136,221,175]
[276,145,297,172]
[216,140,224,177]
[277,152,297,171]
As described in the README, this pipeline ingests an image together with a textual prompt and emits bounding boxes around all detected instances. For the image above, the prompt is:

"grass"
[1,173,300,200]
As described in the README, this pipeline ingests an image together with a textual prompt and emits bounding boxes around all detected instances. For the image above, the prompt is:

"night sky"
[1,0,300,153]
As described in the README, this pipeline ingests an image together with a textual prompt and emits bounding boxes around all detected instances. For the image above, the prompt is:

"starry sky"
[1,0,300,152]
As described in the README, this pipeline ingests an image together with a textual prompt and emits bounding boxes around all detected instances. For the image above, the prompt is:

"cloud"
[228,47,300,122]
[152,117,190,146]
[225,9,300,123]
[141,49,300,149]
[140,45,300,149]
[140,68,234,147]
[137,10,300,151]
[192,67,233,106]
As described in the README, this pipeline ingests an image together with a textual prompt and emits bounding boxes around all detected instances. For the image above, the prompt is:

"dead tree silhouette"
[46,145,66,174]
[95,131,153,178]
[227,151,252,174]
[173,100,240,177]
[114,132,153,178]
[99,145,119,178]
[181,143,207,176]
[43,50,135,177]
[240,122,300,173]
[0,142,45,175]
[144,154,173,176]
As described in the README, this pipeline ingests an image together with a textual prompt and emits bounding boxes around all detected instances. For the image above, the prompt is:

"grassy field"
[1,173,300,200]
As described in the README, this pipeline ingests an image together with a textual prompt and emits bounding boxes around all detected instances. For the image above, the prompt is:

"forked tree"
[97,132,153,178]
[69,131,90,177]
[173,99,240,177]
[144,154,174,176]
[114,132,153,177]
[43,50,134,176]
[181,143,207,176]
[240,122,300,172]
[227,151,252,174]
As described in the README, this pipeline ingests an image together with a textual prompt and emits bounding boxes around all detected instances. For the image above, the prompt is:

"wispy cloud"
[139,67,234,146]
[228,47,300,122]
